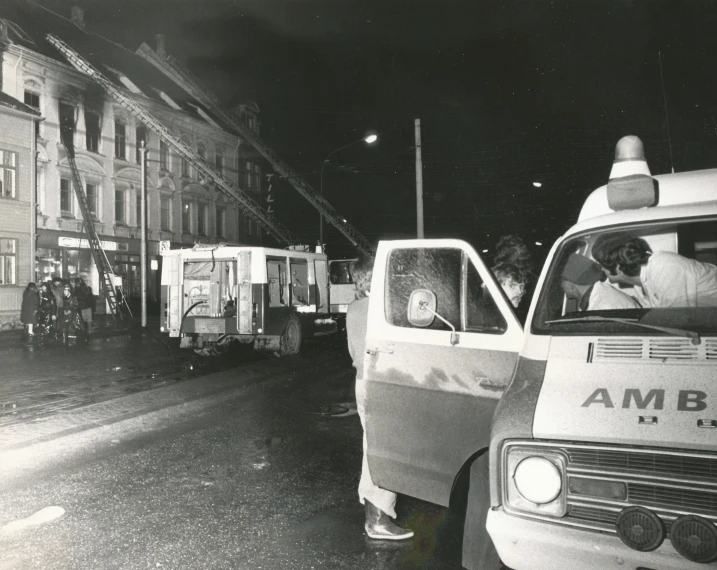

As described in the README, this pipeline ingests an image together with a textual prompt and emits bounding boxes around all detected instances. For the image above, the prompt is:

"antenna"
[658,51,675,173]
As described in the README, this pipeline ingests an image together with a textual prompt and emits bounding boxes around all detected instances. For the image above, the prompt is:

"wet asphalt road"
[0,336,466,570]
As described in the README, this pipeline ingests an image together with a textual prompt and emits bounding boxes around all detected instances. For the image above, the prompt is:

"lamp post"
[319,134,378,250]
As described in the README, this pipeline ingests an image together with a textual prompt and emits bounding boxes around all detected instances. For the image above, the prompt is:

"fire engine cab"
[361,136,717,569]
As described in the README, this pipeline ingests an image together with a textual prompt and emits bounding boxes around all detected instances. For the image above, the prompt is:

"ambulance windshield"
[532,217,717,336]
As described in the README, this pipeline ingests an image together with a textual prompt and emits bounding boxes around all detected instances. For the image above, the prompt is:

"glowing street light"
[533,181,542,188]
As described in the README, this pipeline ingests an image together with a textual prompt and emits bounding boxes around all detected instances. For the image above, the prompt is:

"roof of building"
[1,0,231,132]
[0,91,41,116]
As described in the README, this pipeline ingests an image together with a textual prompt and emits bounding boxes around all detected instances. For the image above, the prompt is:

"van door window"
[267,259,287,307]
[290,258,309,306]
[385,247,507,334]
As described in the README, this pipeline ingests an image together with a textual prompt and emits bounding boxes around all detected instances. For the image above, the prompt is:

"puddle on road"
[39,393,68,401]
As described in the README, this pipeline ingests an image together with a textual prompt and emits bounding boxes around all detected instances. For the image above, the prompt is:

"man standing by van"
[346,255,414,541]
[593,234,717,307]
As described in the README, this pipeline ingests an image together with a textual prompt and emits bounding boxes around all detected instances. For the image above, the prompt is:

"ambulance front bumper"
[486,507,700,570]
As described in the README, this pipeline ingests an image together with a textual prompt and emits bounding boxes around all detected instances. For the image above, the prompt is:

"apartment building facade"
[0,4,267,309]
[0,92,40,330]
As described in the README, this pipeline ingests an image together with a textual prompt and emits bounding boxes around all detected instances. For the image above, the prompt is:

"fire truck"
[160,243,337,355]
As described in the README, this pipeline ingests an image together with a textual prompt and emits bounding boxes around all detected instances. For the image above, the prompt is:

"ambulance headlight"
[514,457,561,503]
[504,445,567,517]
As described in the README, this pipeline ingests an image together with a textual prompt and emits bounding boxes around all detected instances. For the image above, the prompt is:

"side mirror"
[407,289,436,328]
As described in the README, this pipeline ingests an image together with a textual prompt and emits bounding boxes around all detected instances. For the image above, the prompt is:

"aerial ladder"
[46,34,300,248]
[163,55,377,257]
[58,125,125,318]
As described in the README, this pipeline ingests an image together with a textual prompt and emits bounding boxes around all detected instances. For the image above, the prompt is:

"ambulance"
[361,136,717,569]
[160,243,336,355]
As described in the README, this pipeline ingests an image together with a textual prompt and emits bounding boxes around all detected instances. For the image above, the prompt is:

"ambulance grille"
[504,442,717,535]
[594,338,643,359]
[648,339,699,360]
[568,448,717,481]
[593,337,717,362]
[706,339,717,360]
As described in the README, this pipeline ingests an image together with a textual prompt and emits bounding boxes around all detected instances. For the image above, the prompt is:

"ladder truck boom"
[45,34,299,248]
[165,55,377,257]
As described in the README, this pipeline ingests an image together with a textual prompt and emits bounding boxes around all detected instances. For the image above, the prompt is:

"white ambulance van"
[361,136,717,570]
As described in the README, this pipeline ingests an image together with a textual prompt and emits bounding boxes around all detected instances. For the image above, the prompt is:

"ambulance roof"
[578,167,717,222]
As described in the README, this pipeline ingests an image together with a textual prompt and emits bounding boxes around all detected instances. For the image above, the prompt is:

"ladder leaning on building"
[59,121,128,318]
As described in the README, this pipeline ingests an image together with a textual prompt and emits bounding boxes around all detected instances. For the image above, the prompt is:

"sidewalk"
[0,314,159,351]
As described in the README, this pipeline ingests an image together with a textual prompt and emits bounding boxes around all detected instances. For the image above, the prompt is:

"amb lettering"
[581,388,708,411]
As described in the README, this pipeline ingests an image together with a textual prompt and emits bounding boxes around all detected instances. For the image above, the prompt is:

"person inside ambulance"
[560,252,641,311]
[593,233,717,308]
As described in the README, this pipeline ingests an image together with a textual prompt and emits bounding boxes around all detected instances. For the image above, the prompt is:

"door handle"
[477,377,506,389]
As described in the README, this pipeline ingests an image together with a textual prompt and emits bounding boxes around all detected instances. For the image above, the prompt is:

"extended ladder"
[165,56,377,256]
[60,138,124,318]
[46,34,299,248]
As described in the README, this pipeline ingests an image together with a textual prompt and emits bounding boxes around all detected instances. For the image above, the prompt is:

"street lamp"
[319,134,378,249]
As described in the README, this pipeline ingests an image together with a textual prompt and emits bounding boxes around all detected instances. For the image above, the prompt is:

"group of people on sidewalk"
[20,277,95,345]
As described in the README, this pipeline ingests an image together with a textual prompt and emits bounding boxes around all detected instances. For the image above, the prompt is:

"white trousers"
[356,380,397,519]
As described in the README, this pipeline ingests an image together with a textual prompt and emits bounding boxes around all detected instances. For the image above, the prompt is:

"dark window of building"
[114,121,126,159]
[60,178,73,214]
[86,112,100,152]
[182,201,192,233]
[216,205,225,237]
[86,183,98,216]
[160,139,169,171]
[24,91,39,108]
[198,203,207,235]
[115,189,126,223]
[59,102,75,149]
[160,196,171,231]
[0,238,17,285]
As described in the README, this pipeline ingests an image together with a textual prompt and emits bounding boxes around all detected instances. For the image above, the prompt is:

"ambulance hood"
[532,336,717,452]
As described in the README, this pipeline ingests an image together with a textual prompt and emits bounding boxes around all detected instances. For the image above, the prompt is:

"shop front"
[36,230,162,313]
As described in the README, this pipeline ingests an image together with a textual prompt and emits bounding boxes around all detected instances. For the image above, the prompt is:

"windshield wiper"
[546,315,701,345]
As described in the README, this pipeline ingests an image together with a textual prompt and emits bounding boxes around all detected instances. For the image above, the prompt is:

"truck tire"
[278,315,302,356]
[462,453,502,570]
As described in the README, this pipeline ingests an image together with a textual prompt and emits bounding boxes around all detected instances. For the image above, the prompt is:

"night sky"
[37,0,717,258]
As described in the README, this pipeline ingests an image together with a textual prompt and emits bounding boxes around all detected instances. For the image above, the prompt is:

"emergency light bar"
[607,136,658,211]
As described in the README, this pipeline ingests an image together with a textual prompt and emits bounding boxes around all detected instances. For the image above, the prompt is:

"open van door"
[363,239,524,506]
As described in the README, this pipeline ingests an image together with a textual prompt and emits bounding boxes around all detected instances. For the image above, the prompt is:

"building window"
[86,183,98,216]
[115,121,126,159]
[252,163,261,191]
[248,218,254,237]
[197,143,206,162]
[24,92,40,137]
[136,191,142,228]
[215,150,224,174]
[136,126,147,164]
[24,91,39,109]
[160,139,169,171]
[0,150,18,199]
[182,200,192,233]
[160,195,172,231]
[86,112,101,152]
[0,238,17,285]
[59,102,75,148]
[198,203,207,235]
[181,156,189,178]
[216,205,225,238]
[60,178,73,214]
[115,189,126,223]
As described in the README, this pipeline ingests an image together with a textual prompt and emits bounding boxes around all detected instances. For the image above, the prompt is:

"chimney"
[156,34,166,59]
[71,7,85,30]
